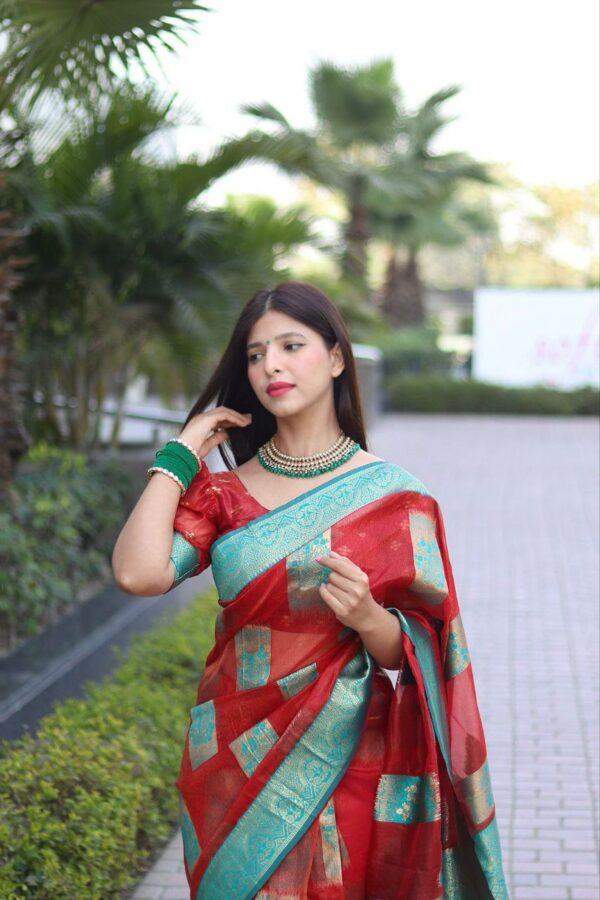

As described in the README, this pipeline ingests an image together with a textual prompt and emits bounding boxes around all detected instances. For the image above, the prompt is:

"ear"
[330,342,345,378]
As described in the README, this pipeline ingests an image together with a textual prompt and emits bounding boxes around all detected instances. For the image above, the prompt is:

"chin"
[269,400,306,418]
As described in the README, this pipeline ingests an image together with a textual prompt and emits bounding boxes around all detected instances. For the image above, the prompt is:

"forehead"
[247,310,314,343]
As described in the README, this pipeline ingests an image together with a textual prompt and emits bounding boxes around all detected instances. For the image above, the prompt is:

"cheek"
[295,346,327,379]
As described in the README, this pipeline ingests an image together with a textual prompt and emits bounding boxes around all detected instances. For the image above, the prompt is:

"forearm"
[111,472,181,593]
[357,603,405,670]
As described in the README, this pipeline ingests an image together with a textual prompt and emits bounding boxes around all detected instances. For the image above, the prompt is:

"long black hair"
[182,281,370,468]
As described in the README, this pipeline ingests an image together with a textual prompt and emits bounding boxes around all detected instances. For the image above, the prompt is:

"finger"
[319,583,346,613]
[321,569,352,590]
[203,431,229,451]
[216,416,249,428]
[225,407,252,419]
[329,550,359,569]
[213,409,251,426]
[316,554,355,573]
[320,579,348,604]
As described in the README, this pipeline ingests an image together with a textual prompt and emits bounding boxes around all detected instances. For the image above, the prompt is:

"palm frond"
[403,84,462,154]
[310,58,402,148]
[0,0,211,108]
[42,85,174,204]
[193,127,340,196]
[240,102,291,128]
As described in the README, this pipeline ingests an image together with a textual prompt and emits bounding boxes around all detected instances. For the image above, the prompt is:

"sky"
[150,0,600,207]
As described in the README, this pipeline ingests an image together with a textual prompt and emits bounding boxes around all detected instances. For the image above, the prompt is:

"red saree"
[170,459,509,899]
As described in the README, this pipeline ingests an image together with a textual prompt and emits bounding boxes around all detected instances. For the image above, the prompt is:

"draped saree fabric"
[171,459,509,899]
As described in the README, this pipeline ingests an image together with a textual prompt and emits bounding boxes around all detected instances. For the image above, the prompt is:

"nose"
[263,344,283,375]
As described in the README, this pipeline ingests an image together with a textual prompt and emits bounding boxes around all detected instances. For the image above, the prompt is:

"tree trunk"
[380,245,426,327]
[341,182,369,291]
[0,189,31,494]
[108,360,135,450]
[89,376,106,450]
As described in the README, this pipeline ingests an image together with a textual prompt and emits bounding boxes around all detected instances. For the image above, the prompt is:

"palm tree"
[369,87,498,325]
[9,86,316,449]
[0,0,210,486]
[309,60,402,285]
[231,62,496,326]
[234,60,430,296]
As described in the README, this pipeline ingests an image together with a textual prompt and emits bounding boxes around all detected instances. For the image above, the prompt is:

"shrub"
[373,325,454,378]
[0,443,134,642]
[0,589,217,898]
[386,375,600,415]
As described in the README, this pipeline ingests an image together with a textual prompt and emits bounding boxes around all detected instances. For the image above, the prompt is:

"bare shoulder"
[353,450,385,465]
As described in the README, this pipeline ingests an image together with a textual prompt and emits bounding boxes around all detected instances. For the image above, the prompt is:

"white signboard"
[472,288,599,389]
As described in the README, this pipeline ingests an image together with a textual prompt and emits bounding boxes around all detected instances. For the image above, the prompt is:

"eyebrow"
[246,331,306,351]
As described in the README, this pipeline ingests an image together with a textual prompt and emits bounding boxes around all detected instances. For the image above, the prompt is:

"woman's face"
[246,310,344,417]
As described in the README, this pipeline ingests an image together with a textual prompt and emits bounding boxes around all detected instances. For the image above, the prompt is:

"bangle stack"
[147,438,202,495]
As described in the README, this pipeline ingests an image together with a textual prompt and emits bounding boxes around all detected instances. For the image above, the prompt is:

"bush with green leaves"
[371,325,454,379]
[0,443,134,641]
[387,375,599,414]
[0,589,217,899]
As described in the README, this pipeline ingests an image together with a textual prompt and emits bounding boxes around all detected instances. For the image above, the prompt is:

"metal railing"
[34,345,383,446]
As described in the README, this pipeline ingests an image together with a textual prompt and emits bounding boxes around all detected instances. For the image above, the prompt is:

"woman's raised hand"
[178,406,252,461]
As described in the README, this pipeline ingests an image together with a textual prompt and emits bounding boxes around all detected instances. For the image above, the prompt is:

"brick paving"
[129,413,599,899]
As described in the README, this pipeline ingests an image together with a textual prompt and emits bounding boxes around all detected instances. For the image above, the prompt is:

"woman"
[112,282,509,899]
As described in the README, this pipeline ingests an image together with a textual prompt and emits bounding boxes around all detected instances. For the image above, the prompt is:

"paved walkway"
[129,413,599,900]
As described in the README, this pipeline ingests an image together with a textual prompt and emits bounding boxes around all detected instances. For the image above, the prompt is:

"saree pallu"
[171,459,509,899]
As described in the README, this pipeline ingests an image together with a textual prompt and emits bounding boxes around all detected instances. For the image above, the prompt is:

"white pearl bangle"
[168,437,201,469]
[147,466,186,495]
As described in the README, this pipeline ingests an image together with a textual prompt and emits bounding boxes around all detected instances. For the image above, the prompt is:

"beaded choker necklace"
[257,430,360,477]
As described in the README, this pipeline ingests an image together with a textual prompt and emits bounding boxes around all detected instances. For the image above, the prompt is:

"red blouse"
[173,459,265,578]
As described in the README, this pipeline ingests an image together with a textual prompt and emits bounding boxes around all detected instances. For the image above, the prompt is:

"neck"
[272,413,343,457]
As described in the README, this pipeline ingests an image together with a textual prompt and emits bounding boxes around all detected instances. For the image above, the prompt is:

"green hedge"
[369,324,454,378]
[0,589,217,899]
[386,375,600,415]
[0,443,134,642]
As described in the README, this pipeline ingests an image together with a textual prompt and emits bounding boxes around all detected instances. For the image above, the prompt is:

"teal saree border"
[472,816,510,899]
[197,647,374,899]
[224,460,385,530]
[169,531,199,586]
[388,608,509,900]
[211,460,431,600]
[387,608,453,776]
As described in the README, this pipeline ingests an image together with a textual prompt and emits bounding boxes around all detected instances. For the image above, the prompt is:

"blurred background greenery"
[0,0,598,643]
[1,2,597,469]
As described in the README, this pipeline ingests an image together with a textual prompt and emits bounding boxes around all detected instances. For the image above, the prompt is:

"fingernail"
[315,556,322,562]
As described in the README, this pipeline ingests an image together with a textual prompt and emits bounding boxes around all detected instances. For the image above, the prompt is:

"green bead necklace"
[257,430,360,477]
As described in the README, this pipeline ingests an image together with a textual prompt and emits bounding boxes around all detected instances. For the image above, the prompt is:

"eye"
[247,343,304,364]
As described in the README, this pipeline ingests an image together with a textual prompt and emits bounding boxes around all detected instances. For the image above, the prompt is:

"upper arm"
[166,461,220,591]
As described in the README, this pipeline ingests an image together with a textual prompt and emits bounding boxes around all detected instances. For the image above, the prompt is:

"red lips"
[266,382,295,395]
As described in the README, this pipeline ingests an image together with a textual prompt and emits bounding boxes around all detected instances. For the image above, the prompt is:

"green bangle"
[147,466,186,493]
[149,441,200,491]
[159,441,199,478]
[154,446,196,484]
[152,454,191,487]
[166,438,201,468]
[166,439,201,477]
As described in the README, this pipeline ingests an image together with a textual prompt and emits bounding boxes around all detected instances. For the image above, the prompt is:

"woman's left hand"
[316,550,378,632]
